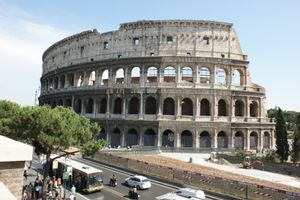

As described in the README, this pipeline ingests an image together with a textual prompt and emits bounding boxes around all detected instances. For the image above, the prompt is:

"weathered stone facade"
[39,20,275,152]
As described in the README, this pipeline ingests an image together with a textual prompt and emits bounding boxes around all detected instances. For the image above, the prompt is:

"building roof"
[0,135,33,162]
[0,182,16,200]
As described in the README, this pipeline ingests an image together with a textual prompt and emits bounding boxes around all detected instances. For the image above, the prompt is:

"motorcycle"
[109,178,117,187]
[128,188,140,199]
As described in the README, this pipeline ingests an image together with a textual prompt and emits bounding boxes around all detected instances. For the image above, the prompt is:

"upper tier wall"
[42,20,245,75]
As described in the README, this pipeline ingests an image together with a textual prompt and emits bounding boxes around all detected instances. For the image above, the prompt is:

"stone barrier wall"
[89,152,300,200]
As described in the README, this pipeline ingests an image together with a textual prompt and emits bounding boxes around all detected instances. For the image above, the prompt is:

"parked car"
[125,175,151,189]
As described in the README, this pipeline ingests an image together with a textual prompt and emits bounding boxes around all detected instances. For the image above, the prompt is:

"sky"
[0,0,299,111]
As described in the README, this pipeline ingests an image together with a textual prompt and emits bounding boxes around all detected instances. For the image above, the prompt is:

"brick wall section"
[0,161,25,200]
[89,152,300,200]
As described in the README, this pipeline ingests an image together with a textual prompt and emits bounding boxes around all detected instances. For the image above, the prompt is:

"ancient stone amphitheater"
[39,20,275,152]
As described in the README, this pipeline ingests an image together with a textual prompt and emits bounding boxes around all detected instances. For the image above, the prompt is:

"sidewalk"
[23,163,87,200]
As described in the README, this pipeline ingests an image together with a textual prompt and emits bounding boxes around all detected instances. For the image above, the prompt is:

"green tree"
[0,100,21,135]
[275,108,289,162]
[291,113,300,163]
[2,102,105,200]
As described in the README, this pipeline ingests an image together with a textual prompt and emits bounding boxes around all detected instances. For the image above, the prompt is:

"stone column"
[106,92,110,117]
[211,65,216,87]
[157,127,161,147]
[176,97,181,119]
[228,65,233,86]
[176,63,180,85]
[139,93,144,119]
[124,67,129,87]
[245,129,250,151]
[158,64,163,86]
[140,66,145,87]
[195,64,199,85]
[139,126,143,146]
[213,128,218,149]
[83,71,88,86]
[195,129,199,149]
[95,69,100,87]
[109,67,113,86]
[195,96,200,120]
[121,128,126,147]
[122,95,126,118]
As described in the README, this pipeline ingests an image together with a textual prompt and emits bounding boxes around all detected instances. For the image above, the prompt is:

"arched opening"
[77,72,84,87]
[60,75,65,88]
[54,77,59,89]
[234,131,244,149]
[250,132,258,150]
[88,70,96,86]
[163,66,176,83]
[162,130,175,147]
[181,66,193,83]
[218,99,227,116]
[216,68,226,85]
[128,97,139,114]
[163,98,175,115]
[144,129,156,146]
[66,99,72,107]
[100,98,107,113]
[181,130,193,147]
[232,69,241,85]
[131,67,140,84]
[166,36,173,44]
[67,73,74,87]
[113,98,122,114]
[235,100,244,116]
[86,98,94,114]
[263,132,270,149]
[126,128,138,147]
[217,131,228,148]
[115,68,124,84]
[200,131,211,148]
[51,100,57,108]
[111,128,121,148]
[101,69,109,86]
[181,98,193,116]
[58,99,63,106]
[95,128,106,140]
[200,99,210,116]
[250,101,258,117]
[74,99,82,114]
[145,97,156,114]
[147,67,157,83]
[199,67,210,84]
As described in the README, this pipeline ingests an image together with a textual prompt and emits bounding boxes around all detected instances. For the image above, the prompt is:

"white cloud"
[0,1,71,105]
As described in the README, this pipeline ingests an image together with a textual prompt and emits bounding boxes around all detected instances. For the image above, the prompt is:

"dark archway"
[163,98,175,115]
[250,132,258,150]
[250,101,258,117]
[162,130,175,147]
[263,132,270,149]
[200,99,210,116]
[128,97,139,114]
[111,128,121,148]
[100,98,107,113]
[234,131,244,149]
[200,131,211,148]
[74,99,82,114]
[145,97,156,114]
[126,128,138,147]
[218,99,227,116]
[86,98,94,114]
[66,99,72,107]
[144,129,156,146]
[235,100,244,116]
[181,130,193,147]
[217,131,228,148]
[113,97,122,114]
[96,128,106,141]
[181,98,193,116]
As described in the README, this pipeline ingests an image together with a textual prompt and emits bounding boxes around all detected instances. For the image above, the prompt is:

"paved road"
[75,157,175,200]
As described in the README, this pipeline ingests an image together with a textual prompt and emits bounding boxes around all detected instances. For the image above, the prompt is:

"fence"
[88,152,300,200]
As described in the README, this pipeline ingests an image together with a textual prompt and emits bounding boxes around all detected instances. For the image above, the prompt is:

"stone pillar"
[121,128,126,147]
[195,129,199,149]
[157,127,161,147]
[95,69,100,87]
[124,67,129,87]
[195,64,199,85]
[211,129,216,149]
[211,65,216,87]
[140,66,145,87]
[245,129,250,151]
[106,92,110,117]
[122,95,126,118]
[176,97,181,119]
[228,65,233,86]
[195,96,200,120]
[246,97,249,118]
[158,64,163,86]
[93,97,97,115]
[109,67,113,86]
[83,71,88,86]
[139,93,144,119]
[176,63,180,85]
[176,132,181,148]
[139,126,143,146]
[81,98,84,115]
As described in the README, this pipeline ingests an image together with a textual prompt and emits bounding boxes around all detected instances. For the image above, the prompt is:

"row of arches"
[98,128,271,150]
[41,65,245,93]
[69,96,259,118]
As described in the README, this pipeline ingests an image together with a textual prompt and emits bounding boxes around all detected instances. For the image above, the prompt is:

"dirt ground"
[123,154,300,193]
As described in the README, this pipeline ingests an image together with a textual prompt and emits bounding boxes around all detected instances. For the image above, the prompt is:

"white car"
[125,175,151,189]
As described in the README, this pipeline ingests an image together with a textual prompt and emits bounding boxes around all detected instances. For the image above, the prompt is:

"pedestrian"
[71,185,76,194]
[23,170,28,180]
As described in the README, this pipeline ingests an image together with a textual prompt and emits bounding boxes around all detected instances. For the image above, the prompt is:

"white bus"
[50,156,104,193]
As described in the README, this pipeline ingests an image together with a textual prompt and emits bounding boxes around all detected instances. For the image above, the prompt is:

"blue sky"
[0,0,299,111]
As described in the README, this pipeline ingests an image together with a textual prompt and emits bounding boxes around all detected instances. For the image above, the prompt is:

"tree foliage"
[0,100,106,200]
[291,113,300,163]
[275,108,289,162]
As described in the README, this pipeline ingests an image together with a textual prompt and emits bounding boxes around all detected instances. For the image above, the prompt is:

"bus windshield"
[89,173,103,186]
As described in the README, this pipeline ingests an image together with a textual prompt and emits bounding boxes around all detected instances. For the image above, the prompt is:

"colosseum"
[39,20,275,152]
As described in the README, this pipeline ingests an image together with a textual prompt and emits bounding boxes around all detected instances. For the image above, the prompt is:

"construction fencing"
[89,152,300,200]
